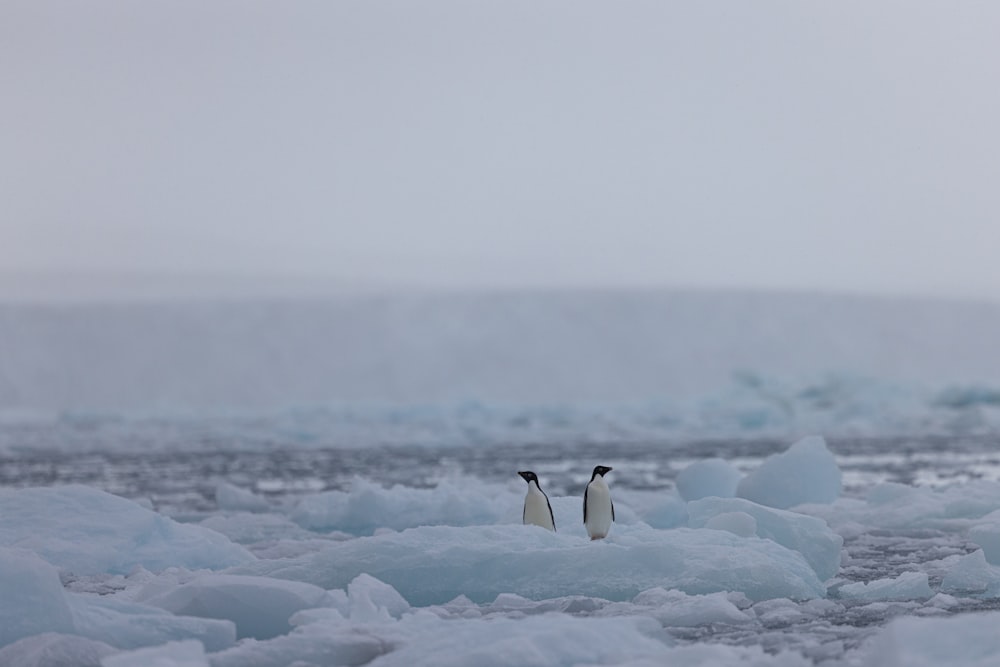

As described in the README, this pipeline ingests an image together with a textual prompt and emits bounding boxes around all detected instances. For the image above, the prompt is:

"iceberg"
[736,436,842,509]
[675,458,742,501]
[687,496,843,581]
[231,523,826,604]
[0,486,255,575]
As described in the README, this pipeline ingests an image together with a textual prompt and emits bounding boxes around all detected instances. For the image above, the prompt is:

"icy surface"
[214,482,269,514]
[940,550,1000,597]
[838,572,934,601]
[0,633,116,667]
[0,486,254,574]
[135,574,336,640]
[969,513,1000,565]
[100,640,208,667]
[290,477,516,534]
[0,548,76,647]
[687,496,844,581]
[232,523,825,604]
[675,458,742,501]
[737,436,842,509]
[864,611,1000,667]
[67,594,236,652]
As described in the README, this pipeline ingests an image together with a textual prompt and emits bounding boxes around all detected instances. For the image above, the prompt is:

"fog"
[3,1,1000,300]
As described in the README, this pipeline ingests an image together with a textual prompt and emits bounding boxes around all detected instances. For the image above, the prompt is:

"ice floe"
[232,523,825,604]
[0,486,254,575]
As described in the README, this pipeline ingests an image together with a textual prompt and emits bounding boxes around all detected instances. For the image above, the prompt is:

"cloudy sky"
[3,1,999,299]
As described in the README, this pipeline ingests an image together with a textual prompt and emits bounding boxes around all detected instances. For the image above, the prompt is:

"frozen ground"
[3,434,1000,666]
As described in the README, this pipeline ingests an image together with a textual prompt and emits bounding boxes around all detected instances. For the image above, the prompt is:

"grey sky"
[3,1,1000,299]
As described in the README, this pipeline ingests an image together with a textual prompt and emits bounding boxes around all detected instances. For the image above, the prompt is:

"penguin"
[518,470,556,531]
[583,465,614,540]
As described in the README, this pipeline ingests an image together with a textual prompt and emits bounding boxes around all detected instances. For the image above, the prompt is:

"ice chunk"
[628,588,752,626]
[101,640,208,667]
[804,481,1000,534]
[0,633,116,667]
[687,496,843,581]
[864,610,1000,667]
[231,523,825,604]
[736,436,842,509]
[940,550,1000,597]
[704,512,757,537]
[290,477,517,534]
[838,572,934,601]
[348,573,411,620]
[0,486,255,575]
[0,548,76,648]
[675,459,742,502]
[969,514,1000,565]
[134,574,335,640]
[214,482,269,513]
[68,594,236,652]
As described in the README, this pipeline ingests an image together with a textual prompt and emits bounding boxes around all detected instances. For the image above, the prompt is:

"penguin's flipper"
[611,498,615,522]
[583,485,589,523]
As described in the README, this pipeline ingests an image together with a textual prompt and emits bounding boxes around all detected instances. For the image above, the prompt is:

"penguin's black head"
[591,465,613,480]
[518,471,538,484]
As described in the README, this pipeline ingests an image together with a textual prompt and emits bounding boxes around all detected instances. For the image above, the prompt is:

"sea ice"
[675,458,742,501]
[704,511,757,537]
[214,482,270,513]
[806,481,1000,532]
[863,610,1000,667]
[838,571,934,601]
[968,512,1000,565]
[67,594,236,652]
[290,477,517,534]
[0,633,116,667]
[686,496,843,580]
[0,486,255,575]
[0,548,76,648]
[134,574,338,640]
[100,639,208,667]
[231,523,825,604]
[940,550,1000,597]
[625,588,752,627]
[736,435,842,509]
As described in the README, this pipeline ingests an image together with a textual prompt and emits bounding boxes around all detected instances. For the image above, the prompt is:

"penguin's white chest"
[523,483,555,531]
[585,477,613,539]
